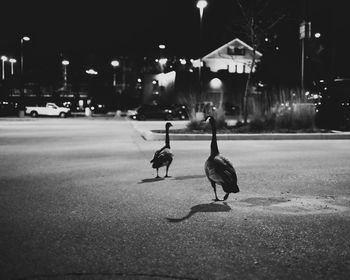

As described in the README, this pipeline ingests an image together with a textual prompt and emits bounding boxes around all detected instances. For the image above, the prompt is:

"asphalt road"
[1,118,350,280]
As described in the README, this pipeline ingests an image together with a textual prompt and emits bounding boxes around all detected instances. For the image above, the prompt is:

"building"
[176,38,263,116]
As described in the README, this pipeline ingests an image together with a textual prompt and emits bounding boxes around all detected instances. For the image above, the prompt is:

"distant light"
[86,69,98,75]
[319,79,324,83]
[159,58,167,65]
[265,37,269,42]
[1,56,8,61]
[159,44,166,49]
[111,60,120,67]
[22,36,30,41]
[62,60,69,66]
[196,0,208,9]
[275,46,279,50]
[9,58,17,63]
[137,78,142,83]
[180,58,186,65]
[314,32,321,38]
[210,78,222,89]
[305,91,310,96]
[152,80,157,85]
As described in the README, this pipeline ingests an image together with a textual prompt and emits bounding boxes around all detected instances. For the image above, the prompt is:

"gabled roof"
[202,38,263,59]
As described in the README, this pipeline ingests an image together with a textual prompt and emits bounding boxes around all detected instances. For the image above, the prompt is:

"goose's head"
[166,122,173,128]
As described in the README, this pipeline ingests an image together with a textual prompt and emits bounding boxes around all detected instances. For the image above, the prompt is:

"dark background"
[0,0,349,81]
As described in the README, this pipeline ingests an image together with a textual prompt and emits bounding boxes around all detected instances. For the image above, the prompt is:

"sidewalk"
[129,120,350,141]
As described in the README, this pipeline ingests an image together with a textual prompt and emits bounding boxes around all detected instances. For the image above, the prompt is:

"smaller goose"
[150,122,174,178]
[204,116,239,201]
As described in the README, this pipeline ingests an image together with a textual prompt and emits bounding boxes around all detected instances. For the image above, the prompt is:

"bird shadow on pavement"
[166,202,231,223]
[138,177,165,184]
[173,175,206,181]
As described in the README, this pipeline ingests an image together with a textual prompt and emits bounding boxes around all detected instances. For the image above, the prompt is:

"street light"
[1,56,8,80]
[62,60,69,89]
[19,36,30,117]
[20,36,30,76]
[9,58,17,75]
[86,69,98,75]
[111,60,120,87]
[196,0,207,94]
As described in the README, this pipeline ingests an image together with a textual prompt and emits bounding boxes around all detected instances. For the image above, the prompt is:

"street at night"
[1,118,350,279]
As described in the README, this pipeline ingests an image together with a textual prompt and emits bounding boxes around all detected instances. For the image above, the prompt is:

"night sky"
[1,0,349,79]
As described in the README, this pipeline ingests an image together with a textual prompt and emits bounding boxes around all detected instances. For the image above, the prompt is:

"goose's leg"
[156,168,160,178]
[165,164,171,178]
[210,180,220,201]
[223,193,230,201]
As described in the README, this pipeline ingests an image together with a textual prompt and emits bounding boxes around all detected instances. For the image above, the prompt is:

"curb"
[136,129,350,141]
[128,119,350,141]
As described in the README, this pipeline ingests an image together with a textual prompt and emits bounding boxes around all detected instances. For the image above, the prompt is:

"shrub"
[186,118,207,131]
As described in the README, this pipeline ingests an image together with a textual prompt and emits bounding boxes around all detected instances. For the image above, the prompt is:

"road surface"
[1,118,350,280]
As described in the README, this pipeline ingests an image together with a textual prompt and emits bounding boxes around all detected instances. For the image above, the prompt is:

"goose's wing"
[150,146,166,163]
[205,155,237,185]
[151,148,173,167]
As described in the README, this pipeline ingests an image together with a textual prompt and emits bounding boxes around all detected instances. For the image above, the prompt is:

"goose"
[204,116,239,201]
[150,122,174,178]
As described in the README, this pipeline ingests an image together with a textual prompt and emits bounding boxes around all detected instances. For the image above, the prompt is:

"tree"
[233,0,286,123]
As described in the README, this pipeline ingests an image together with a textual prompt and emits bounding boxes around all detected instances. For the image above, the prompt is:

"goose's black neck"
[165,125,170,148]
[210,119,219,156]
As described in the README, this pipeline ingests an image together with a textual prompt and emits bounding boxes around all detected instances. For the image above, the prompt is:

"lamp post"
[19,36,30,117]
[9,58,16,75]
[1,56,8,80]
[20,36,30,77]
[111,60,120,113]
[62,59,69,90]
[111,60,120,87]
[196,0,207,95]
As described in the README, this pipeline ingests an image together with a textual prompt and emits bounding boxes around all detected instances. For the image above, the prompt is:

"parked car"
[129,104,175,120]
[0,101,18,117]
[315,78,350,130]
[25,102,71,118]
[90,103,109,114]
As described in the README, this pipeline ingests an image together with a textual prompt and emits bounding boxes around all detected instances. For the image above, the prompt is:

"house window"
[227,46,245,56]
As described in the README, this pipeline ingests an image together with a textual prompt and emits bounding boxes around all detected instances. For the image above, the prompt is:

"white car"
[25,103,70,118]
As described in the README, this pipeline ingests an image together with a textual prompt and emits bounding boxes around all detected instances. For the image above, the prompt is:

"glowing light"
[86,69,98,75]
[180,59,186,65]
[314,33,321,38]
[22,36,30,41]
[196,0,208,9]
[62,60,69,66]
[209,78,222,89]
[159,58,167,65]
[9,58,16,63]
[1,56,8,61]
[137,78,142,83]
[159,44,166,49]
[111,60,120,67]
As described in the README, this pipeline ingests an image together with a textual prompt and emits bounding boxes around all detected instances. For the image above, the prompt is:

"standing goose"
[150,122,174,178]
[204,116,239,201]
